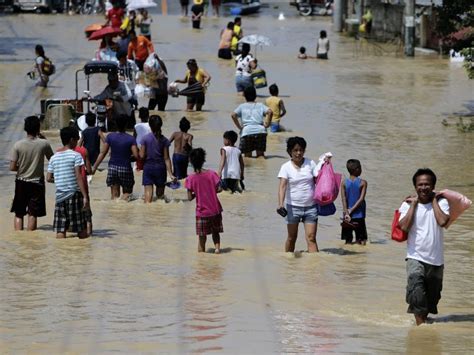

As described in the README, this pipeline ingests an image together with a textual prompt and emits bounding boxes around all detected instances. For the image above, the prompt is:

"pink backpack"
[313,161,342,206]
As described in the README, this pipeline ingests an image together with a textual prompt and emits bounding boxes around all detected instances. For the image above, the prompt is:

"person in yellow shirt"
[230,17,243,54]
[175,59,211,112]
[265,84,286,133]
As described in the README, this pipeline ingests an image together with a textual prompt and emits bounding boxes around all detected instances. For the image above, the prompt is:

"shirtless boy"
[169,117,193,180]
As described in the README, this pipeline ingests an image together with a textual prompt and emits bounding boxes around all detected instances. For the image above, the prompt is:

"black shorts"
[11,179,46,218]
[218,48,232,60]
[53,192,87,233]
[239,133,267,154]
[186,92,205,106]
[341,217,367,242]
[222,178,241,193]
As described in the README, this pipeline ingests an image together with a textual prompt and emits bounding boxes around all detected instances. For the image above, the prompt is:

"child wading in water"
[169,117,193,180]
[47,127,89,239]
[265,84,287,133]
[185,148,223,253]
[218,130,244,193]
[297,46,308,59]
[340,159,368,245]
[316,30,330,59]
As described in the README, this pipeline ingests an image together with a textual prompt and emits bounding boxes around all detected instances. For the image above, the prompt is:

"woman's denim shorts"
[286,204,319,224]
[235,75,254,92]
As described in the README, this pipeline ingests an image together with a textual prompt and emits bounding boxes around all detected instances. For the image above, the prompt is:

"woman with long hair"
[140,115,175,202]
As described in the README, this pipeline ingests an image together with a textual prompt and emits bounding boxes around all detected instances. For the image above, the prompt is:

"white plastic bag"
[143,53,167,81]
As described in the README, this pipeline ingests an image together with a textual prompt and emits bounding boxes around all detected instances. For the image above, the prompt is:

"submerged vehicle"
[290,0,333,17]
[223,0,261,16]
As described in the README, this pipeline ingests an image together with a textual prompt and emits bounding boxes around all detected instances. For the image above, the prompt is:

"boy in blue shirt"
[340,159,368,245]
[47,127,89,239]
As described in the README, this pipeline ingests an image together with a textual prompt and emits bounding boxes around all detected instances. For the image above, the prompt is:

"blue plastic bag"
[317,203,336,216]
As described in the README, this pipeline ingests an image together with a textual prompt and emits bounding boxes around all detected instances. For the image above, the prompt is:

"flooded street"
[0,10,473,353]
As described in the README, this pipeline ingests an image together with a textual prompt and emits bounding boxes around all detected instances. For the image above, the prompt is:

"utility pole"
[404,0,415,56]
[334,0,344,32]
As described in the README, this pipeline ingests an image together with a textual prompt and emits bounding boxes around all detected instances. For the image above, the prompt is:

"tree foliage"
[460,47,474,79]
[435,1,474,37]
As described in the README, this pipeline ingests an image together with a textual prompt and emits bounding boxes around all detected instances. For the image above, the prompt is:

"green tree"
[435,1,474,37]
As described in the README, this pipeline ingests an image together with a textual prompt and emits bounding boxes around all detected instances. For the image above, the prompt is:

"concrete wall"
[370,2,404,40]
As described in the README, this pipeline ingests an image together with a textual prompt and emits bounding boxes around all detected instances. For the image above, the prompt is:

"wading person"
[217,130,244,194]
[230,17,243,54]
[10,116,54,231]
[234,43,256,95]
[316,30,330,60]
[180,0,189,17]
[92,114,139,201]
[398,168,450,326]
[127,30,154,71]
[340,159,368,245]
[169,117,193,180]
[140,115,175,202]
[47,127,89,239]
[32,44,52,88]
[231,86,272,158]
[277,137,323,253]
[185,148,223,253]
[175,59,211,112]
[147,55,169,112]
[191,0,204,29]
[218,22,234,60]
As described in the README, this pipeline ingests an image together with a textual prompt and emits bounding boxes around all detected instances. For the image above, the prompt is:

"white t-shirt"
[317,38,330,55]
[278,158,319,207]
[235,54,254,77]
[222,146,241,179]
[399,198,450,266]
[134,122,151,146]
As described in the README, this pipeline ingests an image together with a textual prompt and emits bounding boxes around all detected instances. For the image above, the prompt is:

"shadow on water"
[92,229,117,238]
[205,247,245,254]
[368,238,388,244]
[263,154,287,159]
[430,314,474,323]
[320,248,365,256]
[37,224,53,231]
[37,225,117,238]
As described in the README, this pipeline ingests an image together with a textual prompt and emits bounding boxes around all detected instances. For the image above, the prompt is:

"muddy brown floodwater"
[0,12,473,353]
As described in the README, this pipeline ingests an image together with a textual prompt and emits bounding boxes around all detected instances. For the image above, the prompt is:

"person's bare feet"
[214,248,220,254]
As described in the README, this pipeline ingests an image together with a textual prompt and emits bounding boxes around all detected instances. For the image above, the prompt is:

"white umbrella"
[127,0,157,11]
[239,34,272,46]
[238,34,272,58]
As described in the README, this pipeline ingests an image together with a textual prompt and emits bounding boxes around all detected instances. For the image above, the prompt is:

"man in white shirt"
[399,168,450,326]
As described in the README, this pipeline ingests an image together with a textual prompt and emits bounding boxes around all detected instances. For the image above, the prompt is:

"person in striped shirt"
[47,127,89,239]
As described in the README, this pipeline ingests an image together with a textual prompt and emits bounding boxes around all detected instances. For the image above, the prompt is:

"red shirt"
[108,7,124,28]
[74,146,88,195]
